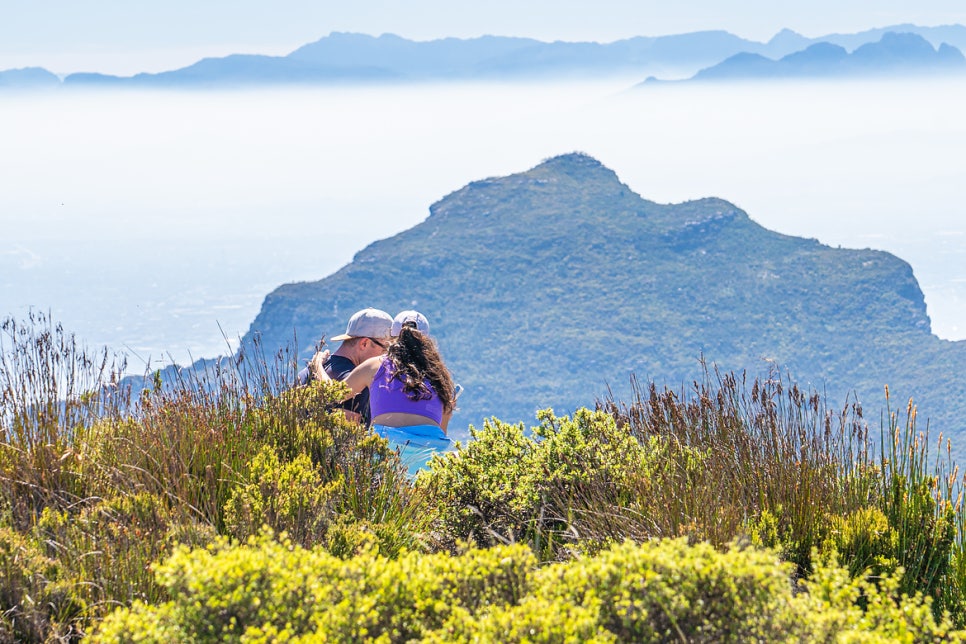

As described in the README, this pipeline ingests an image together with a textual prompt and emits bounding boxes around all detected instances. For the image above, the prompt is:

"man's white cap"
[391,310,430,337]
[330,308,393,342]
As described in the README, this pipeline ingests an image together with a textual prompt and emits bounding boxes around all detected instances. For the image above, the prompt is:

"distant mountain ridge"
[243,154,966,453]
[0,66,60,88]
[682,32,966,81]
[3,24,966,88]
[57,30,766,87]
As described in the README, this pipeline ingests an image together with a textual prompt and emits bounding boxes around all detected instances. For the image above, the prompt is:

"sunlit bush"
[532,538,805,642]
[802,552,961,642]
[825,506,899,580]
[224,445,338,546]
[89,530,535,642]
[420,408,658,558]
[89,533,966,642]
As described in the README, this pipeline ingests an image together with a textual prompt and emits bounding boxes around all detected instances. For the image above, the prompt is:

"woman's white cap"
[391,310,430,337]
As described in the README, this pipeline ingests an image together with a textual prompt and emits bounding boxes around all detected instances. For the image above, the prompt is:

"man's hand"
[308,349,331,382]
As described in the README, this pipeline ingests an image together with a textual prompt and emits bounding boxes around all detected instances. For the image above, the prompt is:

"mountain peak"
[426,153,634,229]
[528,152,623,183]
[534,151,605,170]
[767,28,809,48]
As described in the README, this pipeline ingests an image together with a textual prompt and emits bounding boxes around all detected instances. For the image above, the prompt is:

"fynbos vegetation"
[2,312,966,641]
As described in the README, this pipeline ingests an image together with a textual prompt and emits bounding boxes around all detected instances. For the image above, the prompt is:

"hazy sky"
[4,0,966,74]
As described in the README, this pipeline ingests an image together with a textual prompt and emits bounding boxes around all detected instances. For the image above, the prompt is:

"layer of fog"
[2,77,964,368]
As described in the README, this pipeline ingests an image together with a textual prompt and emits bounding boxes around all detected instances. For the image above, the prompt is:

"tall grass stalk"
[593,365,875,573]
[0,311,130,528]
[878,386,960,611]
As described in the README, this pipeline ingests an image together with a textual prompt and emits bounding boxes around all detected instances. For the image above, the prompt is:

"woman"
[333,310,456,473]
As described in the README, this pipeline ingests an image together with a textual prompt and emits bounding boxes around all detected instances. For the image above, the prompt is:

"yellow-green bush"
[947,545,966,627]
[89,531,965,642]
[825,506,899,580]
[85,601,187,643]
[745,504,837,576]
[420,408,658,557]
[801,552,962,642]
[535,538,805,642]
[224,445,339,547]
[89,530,535,643]
[419,415,537,547]
[881,462,957,607]
[91,531,337,642]
[248,381,430,558]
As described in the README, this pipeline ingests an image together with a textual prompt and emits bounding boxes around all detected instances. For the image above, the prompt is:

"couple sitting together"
[298,308,456,468]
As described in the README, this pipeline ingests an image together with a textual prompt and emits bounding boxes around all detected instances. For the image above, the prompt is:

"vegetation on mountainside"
[243,153,966,457]
[3,312,966,641]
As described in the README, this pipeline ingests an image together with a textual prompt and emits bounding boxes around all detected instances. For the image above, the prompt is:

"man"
[297,307,392,426]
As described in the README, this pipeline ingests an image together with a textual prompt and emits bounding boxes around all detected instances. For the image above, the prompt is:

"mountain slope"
[244,154,966,449]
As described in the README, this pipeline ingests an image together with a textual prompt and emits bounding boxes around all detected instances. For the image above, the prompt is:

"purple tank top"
[368,358,444,425]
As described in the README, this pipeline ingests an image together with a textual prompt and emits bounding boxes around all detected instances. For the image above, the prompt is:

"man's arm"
[343,356,382,396]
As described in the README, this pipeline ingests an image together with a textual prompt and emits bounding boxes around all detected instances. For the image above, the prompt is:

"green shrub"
[320,513,381,559]
[88,533,966,643]
[419,416,537,549]
[744,503,838,575]
[825,506,899,580]
[420,408,658,558]
[247,381,430,558]
[948,543,966,626]
[224,445,338,547]
[801,552,963,642]
[536,538,805,642]
[89,531,536,643]
[530,407,648,494]
[91,531,339,643]
[27,492,217,634]
[311,542,535,642]
[85,602,187,643]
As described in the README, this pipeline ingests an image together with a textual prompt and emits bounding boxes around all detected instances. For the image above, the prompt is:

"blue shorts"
[372,424,452,476]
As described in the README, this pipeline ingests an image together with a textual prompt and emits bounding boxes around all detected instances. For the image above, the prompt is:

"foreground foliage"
[89,532,961,643]
[2,313,966,640]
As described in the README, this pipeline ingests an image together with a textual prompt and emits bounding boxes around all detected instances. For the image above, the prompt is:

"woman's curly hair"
[386,324,455,412]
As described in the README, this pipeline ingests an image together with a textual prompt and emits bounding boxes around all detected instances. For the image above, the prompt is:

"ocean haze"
[1,77,964,369]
